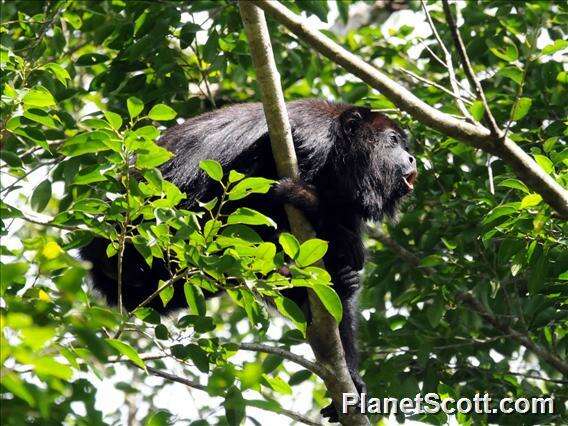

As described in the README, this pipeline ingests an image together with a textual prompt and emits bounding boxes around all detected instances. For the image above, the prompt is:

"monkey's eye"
[387,133,399,146]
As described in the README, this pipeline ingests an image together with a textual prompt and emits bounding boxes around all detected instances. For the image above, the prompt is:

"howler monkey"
[82,99,417,422]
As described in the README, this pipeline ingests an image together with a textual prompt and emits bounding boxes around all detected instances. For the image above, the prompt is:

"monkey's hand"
[320,371,367,422]
[333,265,361,297]
[272,178,319,214]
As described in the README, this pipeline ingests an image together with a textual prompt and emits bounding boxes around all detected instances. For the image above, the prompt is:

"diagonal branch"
[251,0,568,218]
[236,342,331,380]
[126,362,321,426]
[441,0,501,137]
[238,2,369,425]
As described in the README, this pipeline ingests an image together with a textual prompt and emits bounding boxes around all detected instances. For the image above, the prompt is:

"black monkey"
[81,99,417,422]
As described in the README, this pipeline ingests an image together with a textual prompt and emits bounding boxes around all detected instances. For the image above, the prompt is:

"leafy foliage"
[1,1,567,425]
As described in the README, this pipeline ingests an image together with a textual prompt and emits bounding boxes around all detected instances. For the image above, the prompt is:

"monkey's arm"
[271,178,320,215]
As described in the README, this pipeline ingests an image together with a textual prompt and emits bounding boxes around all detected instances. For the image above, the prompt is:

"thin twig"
[145,365,207,391]
[452,364,568,385]
[420,0,473,122]
[441,0,501,136]
[113,271,192,339]
[15,215,84,232]
[397,66,473,105]
[236,342,330,380]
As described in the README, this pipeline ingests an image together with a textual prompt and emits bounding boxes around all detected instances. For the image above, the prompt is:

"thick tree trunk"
[238,2,370,425]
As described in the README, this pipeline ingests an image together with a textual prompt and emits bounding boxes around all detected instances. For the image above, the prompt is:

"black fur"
[81,99,416,422]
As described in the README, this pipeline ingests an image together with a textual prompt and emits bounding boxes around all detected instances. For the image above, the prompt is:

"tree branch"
[236,342,331,380]
[238,2,369,424]
[252,0,568,218]
[441,0,501,136]
[456,292,568,376]
[127,362,322,425]
[367,228,568,377]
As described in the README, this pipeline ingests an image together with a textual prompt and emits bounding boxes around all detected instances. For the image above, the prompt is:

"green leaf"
[482,204,519,225]
[145,410,172,426]
[296,239,328,267]
[262,374,292,395]
[520,194,542,209]
[1,373,35,407]
[228,170,245,183]
[154,324,169,340]
[180,22,201,49]
[136,144,173,169]
[228,177,275,200]
[224,385,246,426]
[0,150,22,167]
[296,0,329,22]
[542,39,568,55]
[104,111,122,131]
[274,296,306,335]
[61,131,113,157]
[63,11,82,29]
[289,369,312,385]
[426,298,445,328]
[261,355,282,374]
[73,166,107,185]
[31,180,51,212]
[497,66,523,85]
[106,339,145,369]
[227,207,276,228]
[469,101,484,121]
[487,39,518,62]
[511,97,532,121]
[135,125,160,140]
[148,104,177,121]
[23,86,55,107]
[184,282,206,316]
[199,159,223,182]
[534,155,554,174]
[43,63,71,86]
[127,97,144,119]
[279,232,300,259]
[158,281,174,307]
[23,108,58,129]
[186,344,209,373]
[497,178,529,194]
[528,253,546,294]
[312,284,342,323]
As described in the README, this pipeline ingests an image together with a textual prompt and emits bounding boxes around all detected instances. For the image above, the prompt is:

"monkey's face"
[337,108,418,220]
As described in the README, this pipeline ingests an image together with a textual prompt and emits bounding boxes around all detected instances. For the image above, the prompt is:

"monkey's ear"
[340,107,369,136]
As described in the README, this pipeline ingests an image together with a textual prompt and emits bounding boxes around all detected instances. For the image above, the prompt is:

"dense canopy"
[1,1,567,425]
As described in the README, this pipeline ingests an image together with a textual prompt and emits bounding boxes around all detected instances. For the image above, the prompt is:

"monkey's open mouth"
[402,171,417,191]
